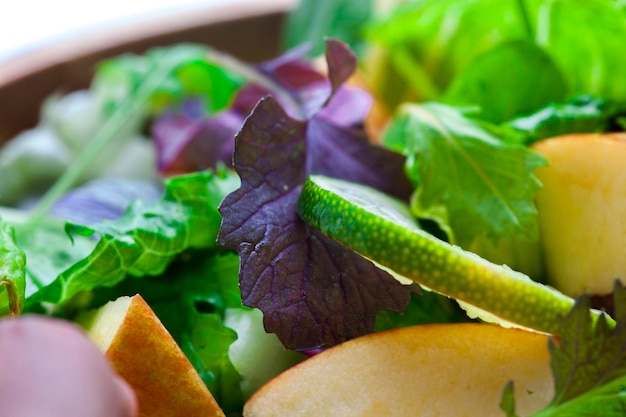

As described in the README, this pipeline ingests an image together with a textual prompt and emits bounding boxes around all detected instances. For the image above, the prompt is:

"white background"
[0,0,232,63]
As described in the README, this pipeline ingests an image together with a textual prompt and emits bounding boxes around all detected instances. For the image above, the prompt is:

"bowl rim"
[0,0,295,87]
[0,0,295,141]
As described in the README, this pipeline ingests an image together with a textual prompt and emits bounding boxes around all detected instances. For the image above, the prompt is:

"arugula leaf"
[22,169,238,308]
[548,283,626,406]
[504,95,626,145]
[443,39,567,123]
[283,0,373,57]
[162,170,240,248]
[384,102,546,248]
[0,220,26,316]
[502,281,626,416]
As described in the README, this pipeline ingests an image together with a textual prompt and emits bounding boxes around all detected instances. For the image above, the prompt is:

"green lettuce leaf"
[180,311,242,413]
[443,39,567,123]
[384,102,546,248]
[147,251,301,414]
[0,220,26,316]
[89,249,302,415]
[504,95,626,145]
[283,0,373,57]
[21,169,239,308]
[501,281,626,416]
[365,0,530,107]
[14,219,96,302]
[94,44,245,115]
[375,290,472,332]
[366,0,626,112]
[527,0,626,102]
[91,250,245,413]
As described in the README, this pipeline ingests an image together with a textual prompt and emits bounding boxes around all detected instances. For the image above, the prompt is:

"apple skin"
[243,323,553,417]
[532,133,626,297]
[77,294,225,417]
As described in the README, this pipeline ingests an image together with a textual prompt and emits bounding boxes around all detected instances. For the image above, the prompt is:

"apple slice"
[244,323,553,417]
[532,133,626,297]
[77,294,225,417]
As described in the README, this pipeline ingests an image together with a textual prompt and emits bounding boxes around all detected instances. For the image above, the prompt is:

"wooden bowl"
[0,0,294,143]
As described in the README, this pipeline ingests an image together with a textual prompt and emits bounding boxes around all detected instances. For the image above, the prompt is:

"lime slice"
[297,175,609,334]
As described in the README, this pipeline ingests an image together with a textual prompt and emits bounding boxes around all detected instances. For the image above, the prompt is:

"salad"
[2,0,626,415]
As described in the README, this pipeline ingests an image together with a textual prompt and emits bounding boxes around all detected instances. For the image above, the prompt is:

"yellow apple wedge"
[77,294,225,417]
[244,323,553,417]
[532,133,626,297]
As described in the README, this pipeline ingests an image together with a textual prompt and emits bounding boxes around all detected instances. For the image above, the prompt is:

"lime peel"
[297,174,610,334]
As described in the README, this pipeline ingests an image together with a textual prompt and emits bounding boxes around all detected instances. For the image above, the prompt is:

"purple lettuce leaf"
[218,40,415,350]
[253,44,329,119]
[152,110,242,175]
[243,39,364,122]
[152,45,329,176]
[50,178,164,225]
[316,86,373,127]
[325,38,358,95]
[152,39,376,180]
[307,115,412,198]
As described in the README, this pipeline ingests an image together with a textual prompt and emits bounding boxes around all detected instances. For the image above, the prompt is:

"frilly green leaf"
[23,169,239,307]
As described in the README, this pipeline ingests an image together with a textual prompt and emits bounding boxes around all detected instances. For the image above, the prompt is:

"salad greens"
[502,282,626,416]
[383,102,546,248]
[296,169,626,417]
[28,46,223,222]
[89,247,300,415]
[297,174,607,334]
[217,41,418,350]
[1,0,626,415]
[282,0,373,57]
[364,0,626,111]
[504,94,626,145]
[22,169,238,309]
[0,220,25,316]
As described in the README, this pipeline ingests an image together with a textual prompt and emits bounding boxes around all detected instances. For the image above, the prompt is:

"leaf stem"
[205,49,305,119]
[515,0,534,40]
[390,47,440,101]
[0,221,25,316]
[1,280,20,317]
[28,50,183,223]
[27,47,307,224]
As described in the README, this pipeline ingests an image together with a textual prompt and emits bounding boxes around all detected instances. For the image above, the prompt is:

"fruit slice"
[532,133,626,297]
[244,323,553,417]
[297,175,608,333]
[77,294,225,417]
